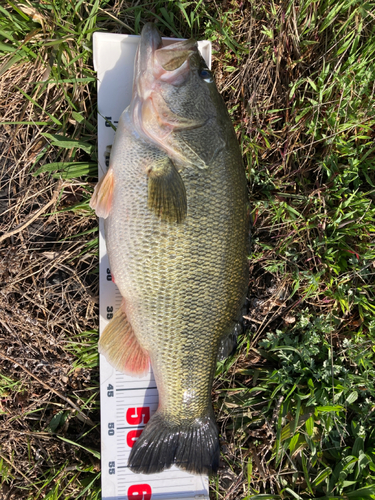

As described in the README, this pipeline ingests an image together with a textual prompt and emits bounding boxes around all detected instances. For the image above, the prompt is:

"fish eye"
[199,68,213,83]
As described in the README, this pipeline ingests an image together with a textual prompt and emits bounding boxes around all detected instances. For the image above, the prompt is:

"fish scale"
[91,23,248,476]
[105,112,247,441]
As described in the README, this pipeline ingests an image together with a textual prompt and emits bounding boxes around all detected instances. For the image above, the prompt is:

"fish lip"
[138,23,163,73]
[133,24,162,110]
[131,24,203,158]
[137,23,198,78]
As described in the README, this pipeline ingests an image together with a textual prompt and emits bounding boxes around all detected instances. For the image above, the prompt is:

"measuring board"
[93,32,212,500]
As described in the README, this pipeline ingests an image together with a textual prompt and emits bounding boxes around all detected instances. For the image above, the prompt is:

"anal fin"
[99,299,149,376]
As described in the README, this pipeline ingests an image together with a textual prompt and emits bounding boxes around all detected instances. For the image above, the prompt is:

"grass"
[0,0,375,499]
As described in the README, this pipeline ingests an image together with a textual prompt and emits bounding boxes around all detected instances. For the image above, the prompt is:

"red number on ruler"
[127,429,143,448]
[127,484,152,500]
[126,407,150,425]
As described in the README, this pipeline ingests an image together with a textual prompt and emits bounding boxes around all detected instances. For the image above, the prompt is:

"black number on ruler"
[106,268,111,281]
[104,117,118,128]
[107,384,114,397]
[108,461,115,475]
[108,422,115,436]
[107,306,113,320]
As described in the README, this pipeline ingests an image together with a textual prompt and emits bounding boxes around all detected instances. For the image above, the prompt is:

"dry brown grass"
[0,41,100,498]
[0,3,302,497]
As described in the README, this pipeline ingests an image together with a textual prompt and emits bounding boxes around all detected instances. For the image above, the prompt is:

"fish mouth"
[154,38,198,83]
[139,23,197,66]
[131,24,203,162]
[136,23,163,76]
[135,23,198,87]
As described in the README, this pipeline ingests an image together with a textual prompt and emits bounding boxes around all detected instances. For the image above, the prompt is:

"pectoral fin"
[147,157,187,223]
[89,167,114,219]
[99,299,149,376]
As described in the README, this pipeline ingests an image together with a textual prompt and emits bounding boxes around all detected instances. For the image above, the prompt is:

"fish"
[90,23,249,476]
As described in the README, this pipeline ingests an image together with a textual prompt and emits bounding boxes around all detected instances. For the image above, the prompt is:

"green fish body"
[90,23,248,475]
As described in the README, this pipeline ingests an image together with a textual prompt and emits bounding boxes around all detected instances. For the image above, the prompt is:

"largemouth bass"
[90,23,249,475]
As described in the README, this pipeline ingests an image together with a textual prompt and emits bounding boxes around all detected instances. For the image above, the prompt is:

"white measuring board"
[93,31,212,500]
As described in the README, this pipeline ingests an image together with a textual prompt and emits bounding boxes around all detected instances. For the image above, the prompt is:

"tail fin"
[128,410,219,475]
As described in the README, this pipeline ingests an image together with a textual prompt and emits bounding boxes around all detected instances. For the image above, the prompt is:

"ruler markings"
[115,386,157,392]
[115,406,157,414]
[115,399,157,403]
[115,382,154,386]
[117,426,145,430]
[115,397,156,401]
[115,379,154,383]
[114,398,157,404]
[115,379,153,383]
